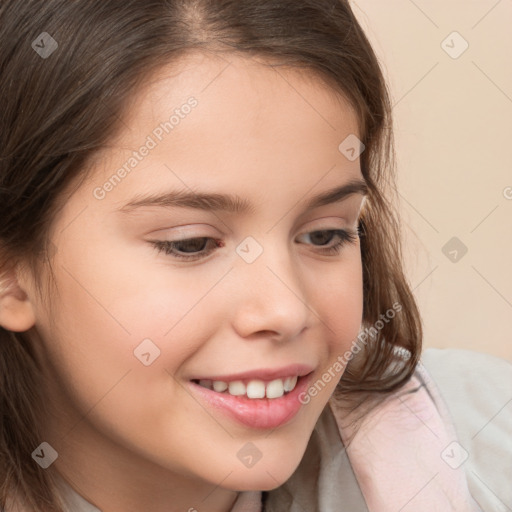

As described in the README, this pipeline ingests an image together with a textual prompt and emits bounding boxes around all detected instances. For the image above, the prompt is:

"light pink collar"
[263,362,482,511]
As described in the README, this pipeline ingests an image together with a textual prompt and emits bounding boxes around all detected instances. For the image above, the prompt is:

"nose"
[228,242,312,342]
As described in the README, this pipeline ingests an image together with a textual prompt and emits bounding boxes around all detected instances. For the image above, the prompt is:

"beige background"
[352,1,512,361]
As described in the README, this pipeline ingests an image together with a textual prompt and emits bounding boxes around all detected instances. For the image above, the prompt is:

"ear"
[0,265,36,332]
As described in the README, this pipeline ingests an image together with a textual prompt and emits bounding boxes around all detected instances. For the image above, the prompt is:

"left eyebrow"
[116,178,368,215]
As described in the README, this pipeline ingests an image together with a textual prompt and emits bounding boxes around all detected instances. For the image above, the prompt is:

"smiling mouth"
[191,375,299,399]
[188,370,314,429]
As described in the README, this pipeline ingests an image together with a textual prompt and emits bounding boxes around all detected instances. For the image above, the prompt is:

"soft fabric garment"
[54,348,511,511]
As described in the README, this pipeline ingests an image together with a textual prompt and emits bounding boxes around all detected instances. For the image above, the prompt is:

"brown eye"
[150,237,223,261]
[173,237,209,253]
[296,229,358,255]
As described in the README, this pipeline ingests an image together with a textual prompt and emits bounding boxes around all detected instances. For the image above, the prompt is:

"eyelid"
[147,224,221,239]
[146,216,357,241]
[298,216,359,233]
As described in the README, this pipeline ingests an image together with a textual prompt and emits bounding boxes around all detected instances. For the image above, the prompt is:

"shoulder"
[420,348,512,434]
[420,348,512,511]
[421,346,512,385]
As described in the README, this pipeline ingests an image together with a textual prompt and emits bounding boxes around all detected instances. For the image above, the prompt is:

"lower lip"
[188,374,313,430]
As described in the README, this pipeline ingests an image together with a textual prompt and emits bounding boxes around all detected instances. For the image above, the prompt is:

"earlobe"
[0,268,36,332]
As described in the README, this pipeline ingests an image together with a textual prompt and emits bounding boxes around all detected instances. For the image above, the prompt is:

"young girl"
[0,1,510,511]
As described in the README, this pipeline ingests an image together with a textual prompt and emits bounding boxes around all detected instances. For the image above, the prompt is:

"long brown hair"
[0,1,422,510]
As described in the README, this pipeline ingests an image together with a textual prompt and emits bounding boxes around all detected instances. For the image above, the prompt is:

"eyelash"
[149,228,360,262]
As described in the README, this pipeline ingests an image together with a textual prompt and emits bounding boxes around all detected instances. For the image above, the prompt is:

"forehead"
[82,52,363,211]
[103,51,359,154]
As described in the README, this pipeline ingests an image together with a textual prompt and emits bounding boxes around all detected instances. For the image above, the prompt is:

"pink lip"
[189,363,314,383]
[188,371,314,430]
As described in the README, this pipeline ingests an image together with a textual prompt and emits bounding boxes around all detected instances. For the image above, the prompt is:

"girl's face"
[20,53,366,506]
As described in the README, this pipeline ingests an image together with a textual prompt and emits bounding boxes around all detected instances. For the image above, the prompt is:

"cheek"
[35,243,228,420]
[35,259,226,468]
[301,251,363,404]
[52,233,227,344]
[307,250,364,347]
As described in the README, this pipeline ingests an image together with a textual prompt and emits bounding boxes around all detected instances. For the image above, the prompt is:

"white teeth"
[213,380,228,392]
[196,375,299,399]
[228,380,246,396]
[246,380,266,399]
[283,376,298,392]
[266,379,285,399]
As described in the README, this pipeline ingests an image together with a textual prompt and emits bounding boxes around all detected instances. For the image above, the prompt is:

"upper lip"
[190,364,315,383]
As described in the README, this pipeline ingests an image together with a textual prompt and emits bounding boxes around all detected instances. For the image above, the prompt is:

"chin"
[222,452,304,492]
